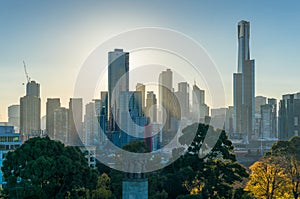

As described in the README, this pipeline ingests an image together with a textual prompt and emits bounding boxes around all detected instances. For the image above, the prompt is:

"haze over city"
[0,1,299,120]
[2,1,300,198]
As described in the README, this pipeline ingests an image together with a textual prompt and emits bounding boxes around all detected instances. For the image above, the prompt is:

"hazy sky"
[0,1,300,121]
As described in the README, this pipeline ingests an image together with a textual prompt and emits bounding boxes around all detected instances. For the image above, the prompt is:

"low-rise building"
[0,126,22,186]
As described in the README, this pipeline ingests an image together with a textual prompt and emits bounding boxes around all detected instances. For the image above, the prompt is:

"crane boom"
[23,61,30,83]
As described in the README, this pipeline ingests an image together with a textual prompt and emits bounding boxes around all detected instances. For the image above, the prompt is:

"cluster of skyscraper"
[2,20,300,156]
[9,48,211,151]
[231,20,298,143]
[254,96,277,139]
[106,49,209,149]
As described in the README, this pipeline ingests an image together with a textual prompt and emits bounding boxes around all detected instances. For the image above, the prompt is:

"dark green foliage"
[232,188,252,199]
[148,172,168,199]
[269,136,300,158]
[122,140,150,153]
[166,123,248,198]
[149,189,168,199]
[1,137,98,199]
[109,169,123,199]
[96,159,111,175]
[177,194,203,199]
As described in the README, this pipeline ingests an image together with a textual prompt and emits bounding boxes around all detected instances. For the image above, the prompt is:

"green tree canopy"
[1,137,98,199]
[122,140,150,153]
[161,123,249,198]
[91,173,113,199]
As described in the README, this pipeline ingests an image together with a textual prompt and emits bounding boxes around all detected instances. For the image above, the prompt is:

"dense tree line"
[1,137,102,199]
[1,123,251,198]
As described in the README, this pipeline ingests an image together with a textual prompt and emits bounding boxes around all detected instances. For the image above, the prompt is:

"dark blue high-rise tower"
[108,49,129,131]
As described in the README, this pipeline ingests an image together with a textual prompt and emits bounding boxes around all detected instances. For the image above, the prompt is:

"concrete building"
[175,82,190,118]
[145,91,157,123]
[254,96,267,139]
[136,83,146,111]
[192,84,209,122]
[53,107,69,144]
[20,81,41,141]
[158,69,173,127]
[84,101,101,145]
[41,115,46,132]
[279,93,300,140]
[233,20,255,141]
[233,73,242,134]
[8,105,20,132]
[254,113,261,139]
[267,98,277,138]
[260,102,276,139]
[68,98,83,145]
[46,98,61,139]
[158,69,181,145]
[26,81,40,98]
[253,97,277,140]
[255,96,267,114]
[211,108,232,133]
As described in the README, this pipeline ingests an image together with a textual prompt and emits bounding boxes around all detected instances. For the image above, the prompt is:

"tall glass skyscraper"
[233,20,255,141]
[108,49,129,131]
[237,21,250,73]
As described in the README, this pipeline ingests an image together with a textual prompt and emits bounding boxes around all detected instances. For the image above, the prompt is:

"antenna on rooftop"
[23,61,31,83]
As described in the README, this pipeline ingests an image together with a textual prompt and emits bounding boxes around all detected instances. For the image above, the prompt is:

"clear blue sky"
[0,0,299,120]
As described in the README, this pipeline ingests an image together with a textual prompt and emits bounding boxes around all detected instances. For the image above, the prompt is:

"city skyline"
[2,2,300,197]
[1,1,300,120]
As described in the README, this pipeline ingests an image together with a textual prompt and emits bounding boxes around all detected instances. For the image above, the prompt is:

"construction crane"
[23,61,31,83]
